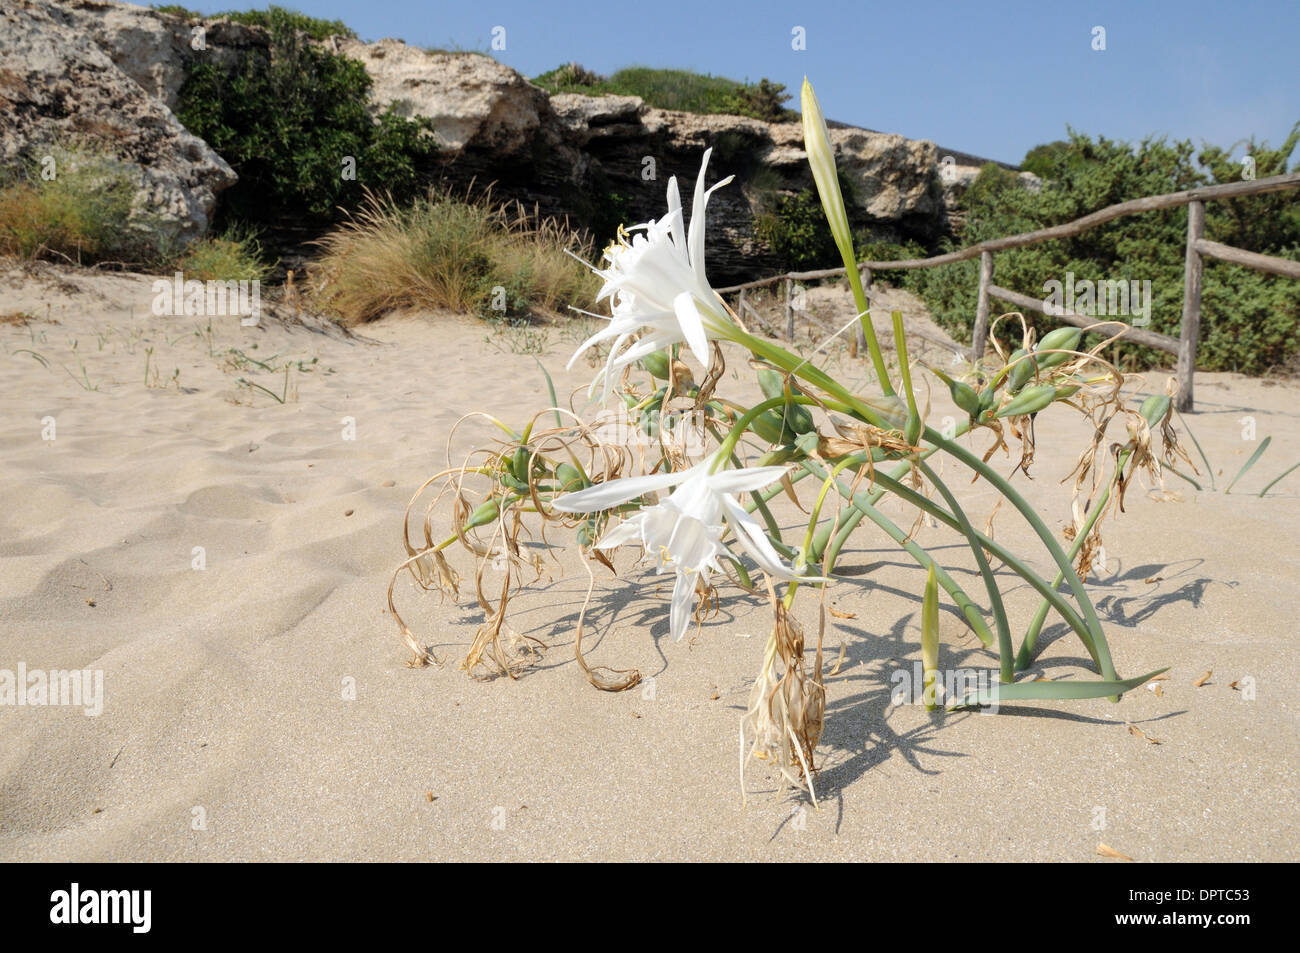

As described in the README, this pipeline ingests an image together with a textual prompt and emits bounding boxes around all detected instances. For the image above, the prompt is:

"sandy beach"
[1,262,1297,862]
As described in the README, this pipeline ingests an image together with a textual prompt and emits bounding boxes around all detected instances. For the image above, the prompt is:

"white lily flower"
[553,456,820,641]
[567,148,736,398]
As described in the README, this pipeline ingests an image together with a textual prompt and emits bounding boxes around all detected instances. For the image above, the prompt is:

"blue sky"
[185,0,1299,165]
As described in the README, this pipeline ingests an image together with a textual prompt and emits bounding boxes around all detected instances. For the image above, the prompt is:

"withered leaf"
[1097,843,1135,861]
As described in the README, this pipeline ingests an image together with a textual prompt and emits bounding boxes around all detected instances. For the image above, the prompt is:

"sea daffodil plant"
[389,79,1172,802]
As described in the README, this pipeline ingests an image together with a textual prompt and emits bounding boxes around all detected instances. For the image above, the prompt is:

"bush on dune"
[176,226,273,282]
[175,5,437,229]
[533,64,794,121]
[907,125,1300,374]
[309,191,599,326]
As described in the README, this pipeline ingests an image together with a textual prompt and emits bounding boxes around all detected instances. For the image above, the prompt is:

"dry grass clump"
[309,190,599,325]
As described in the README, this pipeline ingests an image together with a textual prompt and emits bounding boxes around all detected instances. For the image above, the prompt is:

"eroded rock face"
[332,38,972,279]
[0,0,236,247]
[337,39,549,153]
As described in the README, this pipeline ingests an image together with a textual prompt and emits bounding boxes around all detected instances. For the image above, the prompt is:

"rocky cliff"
[0,0,1031,280]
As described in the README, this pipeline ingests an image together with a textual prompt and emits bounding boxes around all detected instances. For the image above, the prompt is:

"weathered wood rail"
[715,171,1300,411]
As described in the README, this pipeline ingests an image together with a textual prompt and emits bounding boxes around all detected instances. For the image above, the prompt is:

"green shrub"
[177,226,272,282]
[151,4,202,18]
[532,65,794,121]
[215,5,354,40]
[152,4,354,38]
[856,239,928,285]
[754,189,838,271]
[907,126,1300,373]
[175,7,437,229]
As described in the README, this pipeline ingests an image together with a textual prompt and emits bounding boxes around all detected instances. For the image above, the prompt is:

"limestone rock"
[0,0,237,247]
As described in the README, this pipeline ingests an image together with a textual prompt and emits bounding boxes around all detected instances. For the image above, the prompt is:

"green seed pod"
[1034,327,1083,370]
[756,368,815,434]
[1004,348,1037,394]
[749,408,793,445]
[756,367,795,401]
[996,383,1058,418]
[978,386,997,412]
[463,498,500,530]
[555,463,587,493]
[640,350,671,380]
[509,446,531,481]
[930,368,981,417]
[500,473,529,492]
[783,403,816,435]
[946,380,980,416]
[1140,394,1170,428]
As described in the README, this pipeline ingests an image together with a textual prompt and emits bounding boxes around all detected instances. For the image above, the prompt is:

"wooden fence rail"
[715,171,1300,411]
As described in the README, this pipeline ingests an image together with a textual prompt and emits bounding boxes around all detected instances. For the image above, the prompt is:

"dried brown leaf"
[1097,843,1135,861]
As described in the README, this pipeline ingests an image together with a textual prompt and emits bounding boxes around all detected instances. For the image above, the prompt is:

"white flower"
[553,456,820,641]
[568,148,736,398]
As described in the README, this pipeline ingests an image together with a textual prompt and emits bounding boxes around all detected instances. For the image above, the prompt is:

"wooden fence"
[715,171,1300,411]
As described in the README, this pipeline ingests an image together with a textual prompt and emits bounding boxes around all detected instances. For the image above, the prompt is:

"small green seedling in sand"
[1168,419,1300,498]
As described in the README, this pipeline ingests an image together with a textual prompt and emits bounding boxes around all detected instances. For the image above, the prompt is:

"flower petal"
[666,514,720,572]
[720,496,796,579]
[593,515,645,550]
[552,470,686,513]
[705,465,791,495]
[669,570,696,641]
[688,148,713,277]
[673,291,711,365]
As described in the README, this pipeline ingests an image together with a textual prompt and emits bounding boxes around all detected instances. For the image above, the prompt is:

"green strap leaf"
[1225,435,1271,494]
[535,357,562,429]
[1260,460,1300,497]
[947,668,1168,710]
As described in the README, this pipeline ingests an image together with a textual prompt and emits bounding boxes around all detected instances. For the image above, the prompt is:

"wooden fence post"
[784,277,795,341]
[970,250,993,363]
[1176,200,1205,412]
